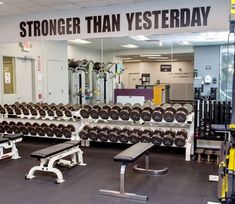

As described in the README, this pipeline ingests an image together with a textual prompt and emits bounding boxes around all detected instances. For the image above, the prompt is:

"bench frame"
[99,149,168,201]
[26,145,86,183]
[0,137,22,160]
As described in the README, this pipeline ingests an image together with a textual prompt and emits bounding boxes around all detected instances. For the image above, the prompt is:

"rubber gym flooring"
[0,139,218,204]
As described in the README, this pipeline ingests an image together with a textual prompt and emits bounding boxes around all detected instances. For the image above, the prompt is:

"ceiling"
[0,0,154,16]
[68,31,229,51]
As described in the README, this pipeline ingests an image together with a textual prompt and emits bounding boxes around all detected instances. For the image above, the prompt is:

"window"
[3,56,15,94]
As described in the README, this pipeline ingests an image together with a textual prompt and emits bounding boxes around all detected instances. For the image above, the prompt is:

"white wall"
[68,44,101,62]
[0,40,69,104]
[123,61,193,87]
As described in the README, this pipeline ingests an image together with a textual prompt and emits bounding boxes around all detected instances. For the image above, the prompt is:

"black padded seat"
[31,141,80,159]
[3,134,23,140]
[114,143,154,163]
[0,138,9,144]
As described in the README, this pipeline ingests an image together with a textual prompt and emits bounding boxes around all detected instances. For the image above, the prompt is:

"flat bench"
[25,140,86,183]
[0,134,23,160]
[99,143,168,201]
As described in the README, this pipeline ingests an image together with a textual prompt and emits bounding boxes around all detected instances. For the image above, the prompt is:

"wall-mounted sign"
[160,64,172,72]
[0,0,229,43]
[19,41,32,52]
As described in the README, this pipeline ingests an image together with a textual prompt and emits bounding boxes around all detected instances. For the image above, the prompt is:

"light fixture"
[0,2,4,5]
[122,57,132,60]
[69,39,91,44]
[179,41,191,45]
[130,35,150,41]
[147,56,169,59]
[121,44,139,48]
[124,60,141,62]
[140,54,162,57]
[157,59,178,62]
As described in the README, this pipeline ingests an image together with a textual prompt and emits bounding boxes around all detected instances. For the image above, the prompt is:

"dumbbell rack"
[80,112,195,161]
[0,109,81,140]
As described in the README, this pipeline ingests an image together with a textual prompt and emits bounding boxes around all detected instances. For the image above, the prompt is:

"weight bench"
[0,134,23,160]
[25,140,86,184]
[99,143,168,201]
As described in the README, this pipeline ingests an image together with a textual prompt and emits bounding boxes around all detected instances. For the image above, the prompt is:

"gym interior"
[0,0,233,204]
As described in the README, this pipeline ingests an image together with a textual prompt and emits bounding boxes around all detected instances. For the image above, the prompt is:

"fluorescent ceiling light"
[121,44,139,48]
[0,2,4,5]
[140,54,162,57]
[157,59,178,62]
[124,60,141,62]
[69,39,91,44]
[180,41,191,45]
[122,57,132,60]
[147,56,169,59]
[130,35,150,41]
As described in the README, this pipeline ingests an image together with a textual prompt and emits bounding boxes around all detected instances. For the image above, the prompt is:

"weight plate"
[67,124,76,132]
[152,110,163,122]
[183,103,193,113]
[129,132,139,144]
[109,109,119,120]
[175,112,187,123]
[99,109,109,120]
[130,110,141,121]
[163,111,175,122]
[36,127,45,136]
[62,128,72,138]
[89,109,99,119]
[45,127,54,137]
[119,110,130,120]
[140,133,151,143]
[140,111,151,121]
[80,108,90,118]
[79,129,89,140]
[99,130,109,142]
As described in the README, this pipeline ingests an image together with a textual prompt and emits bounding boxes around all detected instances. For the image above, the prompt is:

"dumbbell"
[36,125,46,136]
[129,128,142,143]
[45,124,55,137]
[62,128,73,138]
[64,108,72,118]
[163,129,176,146]
[13,107,21,115]
[6,107,14,115]
[98,126,112,142]
[0,105,6,114]
[90,105,102,119]
[152,106,164,122]
[9,121,16,126]
[140,105,153,121]
[79,125,92,140]
[38,109,46,117]
[163,104,176,122]
[12,124,21,134]
[80,104,92,118]
[88,126,101,141]
[55,109,64,117]
[119,127,131,143]
[4,122,13,134]
[0,123,5,133]
[140,129,153,143]
[22,108,30,116]
[41,123,48,128]
[108,127,122,143]
[99,105,112,120]
[174,129,187,147]
[47,108,55,117]
[67,124,76,132]
[109,104,123,120]
[20,124,29,135]
[175,104,193,123]
[28,124,37,135]
[119,104,132,121]
[151,129,164,146]
[53,124,65,137]
[130,104,142,121]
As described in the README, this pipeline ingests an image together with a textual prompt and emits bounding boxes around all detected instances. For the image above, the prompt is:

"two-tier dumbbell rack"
[79,107,194,161]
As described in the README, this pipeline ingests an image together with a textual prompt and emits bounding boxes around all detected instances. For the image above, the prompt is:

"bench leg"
[11,143,20,160]
[99,162,148,201]
[133,151,168,175]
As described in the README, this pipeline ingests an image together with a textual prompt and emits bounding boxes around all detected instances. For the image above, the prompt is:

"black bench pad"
[0,138,9,144]
[3,134,23,140]
[114,143,154,163]
[31,141,80,159]
[63,140,80,146]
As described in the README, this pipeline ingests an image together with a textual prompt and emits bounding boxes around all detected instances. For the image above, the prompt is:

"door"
[47,60,63,104]
[128,73,139,88]
[15,58,34,103]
